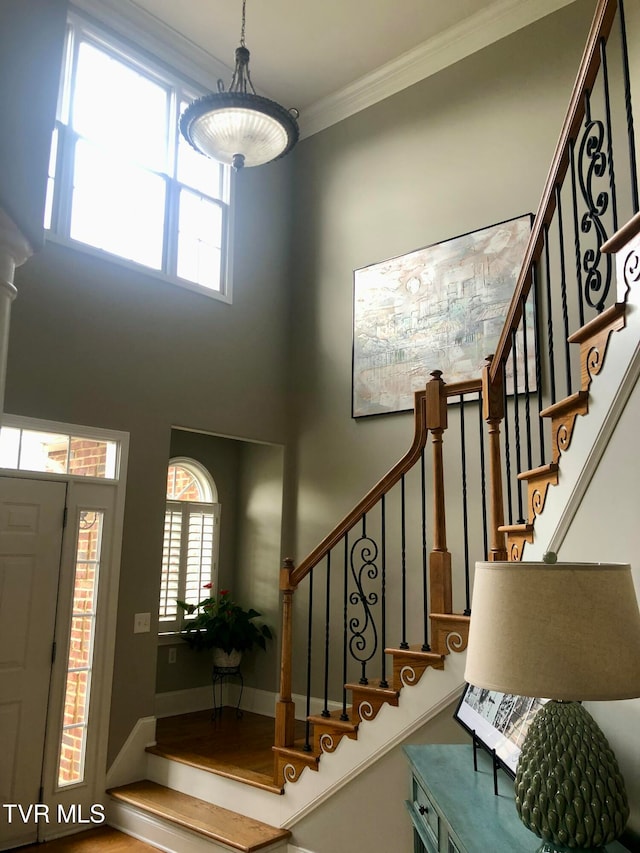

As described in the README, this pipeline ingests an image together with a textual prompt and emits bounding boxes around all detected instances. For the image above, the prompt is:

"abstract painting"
[352,214,533,417]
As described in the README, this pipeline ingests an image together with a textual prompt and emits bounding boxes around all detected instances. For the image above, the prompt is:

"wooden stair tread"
[385,644,444,663]
[429,612,470,624]
[345,680,399,699]
[145,744,282,795]
[308,709,358,731]
[540,390,589,419]
[108,780,290,852]
[517,462,558,481]
[499,522,534,533]
[272,743,320,764]
[567,302,626,342]
[601,210,640,252]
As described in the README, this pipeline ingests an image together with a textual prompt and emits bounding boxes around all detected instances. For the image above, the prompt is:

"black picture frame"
[454,683,548,778]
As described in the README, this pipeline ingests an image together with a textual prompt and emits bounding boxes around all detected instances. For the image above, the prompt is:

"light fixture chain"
[240,0,247,47]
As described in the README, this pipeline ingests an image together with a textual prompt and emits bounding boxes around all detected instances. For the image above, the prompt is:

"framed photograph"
[352,214,534,418]
[454,683,548,777]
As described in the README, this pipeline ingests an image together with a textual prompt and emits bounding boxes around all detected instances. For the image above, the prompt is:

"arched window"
[158,458,220,634]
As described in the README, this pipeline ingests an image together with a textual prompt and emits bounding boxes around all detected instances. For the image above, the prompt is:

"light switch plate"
[134,612,151,633]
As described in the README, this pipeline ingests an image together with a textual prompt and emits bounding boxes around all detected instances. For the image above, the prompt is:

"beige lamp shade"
[464,561,640,700]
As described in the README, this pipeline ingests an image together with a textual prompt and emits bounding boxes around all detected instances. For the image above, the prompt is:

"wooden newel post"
[482,356,508,561]
[426,370,452,615]
[275,557,297,750]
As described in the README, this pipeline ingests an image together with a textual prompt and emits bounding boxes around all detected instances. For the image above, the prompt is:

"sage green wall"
[154,431,284,695]
[155,430,242,695]
[288,2,596,571]
[8,154,293,763]
[0,0,66,249]
[285,2,598,680]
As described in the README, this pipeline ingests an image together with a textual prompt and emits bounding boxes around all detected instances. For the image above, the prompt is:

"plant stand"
[211,665,243,721]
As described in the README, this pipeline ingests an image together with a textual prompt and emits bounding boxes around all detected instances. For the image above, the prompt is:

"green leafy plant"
[177,585,273,653]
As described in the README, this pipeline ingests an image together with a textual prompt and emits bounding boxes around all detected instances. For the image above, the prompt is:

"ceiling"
[86,0,576,136]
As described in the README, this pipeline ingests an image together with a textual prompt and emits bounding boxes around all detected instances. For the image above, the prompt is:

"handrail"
[489,0,618,385]
[444,377,483,398]
[290,389,428,588]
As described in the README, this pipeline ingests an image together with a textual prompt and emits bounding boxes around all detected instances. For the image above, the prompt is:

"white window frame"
[0,414,129,840]
[45,8,235,304]
[159,458,221,636]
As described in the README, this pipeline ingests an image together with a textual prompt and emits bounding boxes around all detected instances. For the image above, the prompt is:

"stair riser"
[146,752,284,828]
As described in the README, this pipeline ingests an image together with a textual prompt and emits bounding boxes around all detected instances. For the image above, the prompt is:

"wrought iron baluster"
[521,293,533,472]
[531,262,546,465]
[599,37,618,234]
[349,514,379,686]
[321,552,331,718]
[543,226,557,405]
[618,0,639,214]
[459,394,471,614]
[420,447,430,651]
[477,391,488,562]
[304,567,314,751]
[510,330,525,524]
[341,535,349,720]
[380,495,389,686]
[569,139,586,328]
[555,184,572,396]
[400,474,409,649]
[579,89,612,313]
[501,360,514,526]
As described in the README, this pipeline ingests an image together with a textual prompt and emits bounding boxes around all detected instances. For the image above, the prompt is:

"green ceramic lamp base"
[515,701,629,850]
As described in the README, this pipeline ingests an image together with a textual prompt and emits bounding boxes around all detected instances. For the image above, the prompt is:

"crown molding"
[70,0,230,91]
[298,0,578,139]
[71,0,578,139]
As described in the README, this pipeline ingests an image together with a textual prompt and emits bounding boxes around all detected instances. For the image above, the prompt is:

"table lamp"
[464,560,640,852]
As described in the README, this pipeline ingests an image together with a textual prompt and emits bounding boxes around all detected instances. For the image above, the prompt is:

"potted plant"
[177,584,273,668]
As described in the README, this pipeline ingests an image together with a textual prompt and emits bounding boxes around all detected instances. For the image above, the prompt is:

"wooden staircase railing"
[273,0,639,789]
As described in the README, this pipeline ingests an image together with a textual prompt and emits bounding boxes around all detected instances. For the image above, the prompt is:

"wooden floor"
[10,826,160,852]
[148,707,306,793]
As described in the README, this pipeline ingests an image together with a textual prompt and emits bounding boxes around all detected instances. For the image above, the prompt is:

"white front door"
[0,477,66,851]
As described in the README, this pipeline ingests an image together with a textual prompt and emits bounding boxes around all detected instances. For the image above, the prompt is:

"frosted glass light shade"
[181,92,299,169]
[464,561,640,700]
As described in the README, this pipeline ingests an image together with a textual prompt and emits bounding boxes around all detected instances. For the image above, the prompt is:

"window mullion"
[55,124,77,239]
[165,178,179,278]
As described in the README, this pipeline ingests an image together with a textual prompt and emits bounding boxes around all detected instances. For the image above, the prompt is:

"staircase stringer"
[142,653,466,830]
[510,221,640,561]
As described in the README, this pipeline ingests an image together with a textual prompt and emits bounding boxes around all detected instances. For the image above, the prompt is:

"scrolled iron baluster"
[349,517,379,685]
[578,91,612,312]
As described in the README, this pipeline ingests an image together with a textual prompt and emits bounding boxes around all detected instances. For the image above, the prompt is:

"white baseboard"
[154,684,343,721]
[105,716,156,790]
[155,686,214,718]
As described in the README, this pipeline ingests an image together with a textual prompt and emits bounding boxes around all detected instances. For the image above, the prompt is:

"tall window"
[159,459,220,633]
[46,12,232,298]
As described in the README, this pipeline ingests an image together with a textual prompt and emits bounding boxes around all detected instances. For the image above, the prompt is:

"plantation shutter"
[158,501,220,633]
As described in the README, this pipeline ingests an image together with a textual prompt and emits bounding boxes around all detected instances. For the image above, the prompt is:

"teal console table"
[404,744,629,853]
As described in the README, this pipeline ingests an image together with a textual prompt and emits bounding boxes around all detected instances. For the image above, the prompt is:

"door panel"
[0,478,66,851]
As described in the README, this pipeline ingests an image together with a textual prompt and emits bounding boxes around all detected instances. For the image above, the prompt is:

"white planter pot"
[212,648,242,669]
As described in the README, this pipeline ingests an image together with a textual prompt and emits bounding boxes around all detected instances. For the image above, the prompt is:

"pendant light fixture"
[180,0,299,170]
